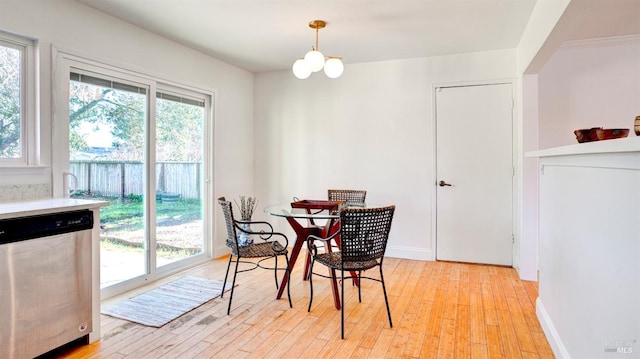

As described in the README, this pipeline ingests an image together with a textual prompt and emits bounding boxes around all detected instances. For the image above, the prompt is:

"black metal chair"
[218,197,292,314]
[327,189,367,205]
[307,205,395,339]
[299,189,368,279]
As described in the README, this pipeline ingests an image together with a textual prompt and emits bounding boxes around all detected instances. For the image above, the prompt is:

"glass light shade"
[304,50,325,72]
[323,58,344,78]
[292,59,311,79]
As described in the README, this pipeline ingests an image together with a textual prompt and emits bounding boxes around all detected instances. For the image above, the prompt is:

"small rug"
[101,276,232,327]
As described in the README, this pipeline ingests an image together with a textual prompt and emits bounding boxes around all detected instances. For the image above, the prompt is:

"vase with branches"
[235,195,257,246]
[235,195,257,220]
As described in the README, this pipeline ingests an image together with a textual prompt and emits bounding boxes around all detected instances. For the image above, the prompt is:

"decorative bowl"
[574,127,629,143]
[595,128,629,141]
[574,127,601,143]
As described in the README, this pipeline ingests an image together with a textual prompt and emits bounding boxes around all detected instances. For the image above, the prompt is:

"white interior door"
[435,83,513,266]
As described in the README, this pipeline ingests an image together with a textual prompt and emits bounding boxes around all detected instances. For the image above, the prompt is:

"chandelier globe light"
[292,59,311,79]
[324,57,344,78]
[304,50,325,72]
[292,20,343,79]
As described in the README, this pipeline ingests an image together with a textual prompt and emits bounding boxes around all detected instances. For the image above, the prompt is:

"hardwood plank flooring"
[48,255,554,358]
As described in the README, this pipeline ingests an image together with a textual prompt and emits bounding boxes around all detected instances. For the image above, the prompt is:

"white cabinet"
[529,138,640,358]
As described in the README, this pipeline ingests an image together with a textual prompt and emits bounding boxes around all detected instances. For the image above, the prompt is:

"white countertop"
[0,198,109,219]
[526,136,640,158]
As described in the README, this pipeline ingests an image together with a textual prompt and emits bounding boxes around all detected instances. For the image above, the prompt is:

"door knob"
[439,180,452,187]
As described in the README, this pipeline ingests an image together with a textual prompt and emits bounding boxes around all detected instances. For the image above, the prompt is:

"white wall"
[514,0,575,281]
[0,0,254,254]
[518,74,540,281]
[538,35,640,149]
[254,50,516,260]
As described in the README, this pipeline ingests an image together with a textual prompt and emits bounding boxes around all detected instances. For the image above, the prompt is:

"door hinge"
[512,234,515,244]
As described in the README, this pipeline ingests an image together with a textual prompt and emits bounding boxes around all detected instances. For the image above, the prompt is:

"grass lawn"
[80,194,202,231]
[75,193,203,254]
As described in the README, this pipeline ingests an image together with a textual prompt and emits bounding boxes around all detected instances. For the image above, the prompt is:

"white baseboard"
[385,245,434,261]
[536,298,571,359]
[515,264,539,281]
[214,245,230,259]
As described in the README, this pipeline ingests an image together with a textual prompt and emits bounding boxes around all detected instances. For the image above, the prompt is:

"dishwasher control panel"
[0,210,94,245]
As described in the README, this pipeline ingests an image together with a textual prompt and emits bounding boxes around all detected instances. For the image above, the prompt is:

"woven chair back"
[218,197,239,250]
[327,189,367,204]
[339,205,395,263]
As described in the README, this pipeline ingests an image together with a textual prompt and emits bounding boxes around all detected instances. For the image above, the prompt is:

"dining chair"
[300,189,368,278]
[218,197,292,314]
[306,205,395,339]
[327,189,367,205]
[318,189,367,276]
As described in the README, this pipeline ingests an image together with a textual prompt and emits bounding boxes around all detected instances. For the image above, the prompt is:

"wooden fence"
[70,160,202,200]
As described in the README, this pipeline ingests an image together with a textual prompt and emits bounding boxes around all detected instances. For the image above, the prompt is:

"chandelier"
[292,20,344,79]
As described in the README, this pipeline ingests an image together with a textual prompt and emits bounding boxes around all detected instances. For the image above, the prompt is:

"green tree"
[1,63,203,162]
[0,46,21,158]
[69,81,145,160]
[156,98,203,162]
[69,81,203,162]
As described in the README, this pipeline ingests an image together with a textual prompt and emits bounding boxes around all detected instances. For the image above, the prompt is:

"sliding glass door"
[65,64,209,298]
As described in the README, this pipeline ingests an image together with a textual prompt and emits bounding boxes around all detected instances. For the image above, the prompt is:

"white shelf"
[526,136,640,158]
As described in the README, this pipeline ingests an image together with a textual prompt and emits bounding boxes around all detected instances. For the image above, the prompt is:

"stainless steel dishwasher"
[0,210,94,359]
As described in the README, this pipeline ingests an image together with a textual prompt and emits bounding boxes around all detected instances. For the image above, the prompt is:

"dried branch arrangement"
[235,195,258,220]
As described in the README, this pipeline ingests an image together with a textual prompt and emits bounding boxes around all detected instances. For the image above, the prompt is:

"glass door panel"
[154,92,205,267]
[69,72,148,288]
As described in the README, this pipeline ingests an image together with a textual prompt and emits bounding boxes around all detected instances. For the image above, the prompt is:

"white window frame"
[0,30,39,169]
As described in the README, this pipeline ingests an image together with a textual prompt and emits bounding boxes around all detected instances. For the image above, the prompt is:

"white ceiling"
[75,0,640,73]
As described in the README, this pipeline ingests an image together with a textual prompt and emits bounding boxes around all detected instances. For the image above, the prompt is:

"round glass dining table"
[264,201,372,219]
[264,204,340,219]
[263,201,373,310]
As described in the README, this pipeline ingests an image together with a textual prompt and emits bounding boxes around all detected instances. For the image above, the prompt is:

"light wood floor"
[51,254,554,358]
